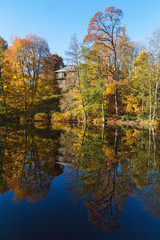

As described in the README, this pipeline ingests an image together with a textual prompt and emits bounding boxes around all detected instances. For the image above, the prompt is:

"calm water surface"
[0,124,160,240]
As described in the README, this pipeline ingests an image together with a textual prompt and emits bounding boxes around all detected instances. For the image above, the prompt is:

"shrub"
[121,125,131,131]
[122,114,132,121]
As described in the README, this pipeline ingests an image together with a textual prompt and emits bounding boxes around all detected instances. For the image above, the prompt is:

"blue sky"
[0,0,160,61]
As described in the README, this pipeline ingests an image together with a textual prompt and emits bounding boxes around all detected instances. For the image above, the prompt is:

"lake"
[0,123,160,240]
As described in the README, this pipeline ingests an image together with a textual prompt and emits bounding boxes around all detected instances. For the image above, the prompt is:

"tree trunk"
[152,128,156,167]
[152,81,159,121]
[102,95,105,124]
[148,127,151,167]
[142,92,144,115]
[77,69,87,123]
[114,127,120,156]
[102,121,105,144]
[149,80,152,121]
[82,99,87,123]
[81,123,87,146]
[115,87,120,116]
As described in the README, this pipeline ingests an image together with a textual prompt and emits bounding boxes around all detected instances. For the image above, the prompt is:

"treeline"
[56,6,160,124]
[0,6,160,123]
[0,34,63,118]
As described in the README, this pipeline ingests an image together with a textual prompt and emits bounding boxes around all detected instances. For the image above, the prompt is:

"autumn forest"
[0,6,160,125]
[1,5,160,240]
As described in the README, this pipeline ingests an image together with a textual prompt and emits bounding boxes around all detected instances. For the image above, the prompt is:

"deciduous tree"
[2,34,50,113]
[84,6,124,116]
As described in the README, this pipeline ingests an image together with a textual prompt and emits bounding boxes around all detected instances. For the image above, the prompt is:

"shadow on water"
[0,122,160,237]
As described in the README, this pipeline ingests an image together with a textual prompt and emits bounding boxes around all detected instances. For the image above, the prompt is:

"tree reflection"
[0,124,160,232]
[126,128,160,218]
[60,127,133,232]
[1,127,63,202]
[61,126,160,231]
[0,127,8,194]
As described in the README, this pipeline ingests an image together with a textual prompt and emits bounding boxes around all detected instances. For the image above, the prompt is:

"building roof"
[55,65,76,73]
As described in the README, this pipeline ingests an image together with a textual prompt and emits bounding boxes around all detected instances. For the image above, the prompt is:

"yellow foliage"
[34,113,48,122]
[51,112,73,123]
[122,94,139,114]
[103,81,115,97]
[102,143,116,163]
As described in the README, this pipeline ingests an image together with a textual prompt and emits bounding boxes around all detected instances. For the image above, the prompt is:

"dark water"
[0,123,160,240]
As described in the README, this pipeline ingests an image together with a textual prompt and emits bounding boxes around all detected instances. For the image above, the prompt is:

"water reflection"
[0,124,160,232]
[57,125,160,231]
[0,126,64,202]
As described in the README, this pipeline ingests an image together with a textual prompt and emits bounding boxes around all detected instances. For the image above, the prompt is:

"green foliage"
[122,115,132,121]
[121,125,131,131]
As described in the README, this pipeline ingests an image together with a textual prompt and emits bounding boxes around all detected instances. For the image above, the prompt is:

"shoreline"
[0,114,158,129]
[105,117,157,128]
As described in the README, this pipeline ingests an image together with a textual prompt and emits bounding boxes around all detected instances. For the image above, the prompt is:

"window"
[59,72,63,78]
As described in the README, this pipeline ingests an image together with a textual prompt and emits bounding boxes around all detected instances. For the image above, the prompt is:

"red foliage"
[83,6,123,45]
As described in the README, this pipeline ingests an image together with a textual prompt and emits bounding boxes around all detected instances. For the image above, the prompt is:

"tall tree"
[129,50,153,119]
[65,34,87,123]
[148,29,160,120]
[83,6,124,116]
[2,34,50,113]
[80,44,107,123]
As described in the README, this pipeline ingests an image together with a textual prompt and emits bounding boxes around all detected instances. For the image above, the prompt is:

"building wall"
[56,71,77,86]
